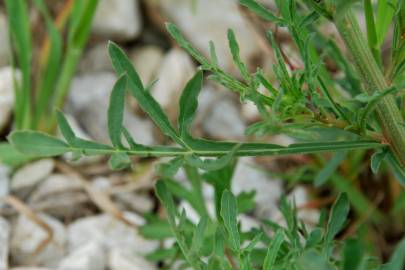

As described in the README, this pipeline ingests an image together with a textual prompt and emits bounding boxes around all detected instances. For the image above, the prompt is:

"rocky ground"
[0,0,319,269]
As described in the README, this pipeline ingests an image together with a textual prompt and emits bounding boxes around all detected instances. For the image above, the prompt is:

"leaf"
[9,131,70,157]
[263,229,284,270]
[228,29,249,81]
[297,249,334,270]
[325,193,350,245]
[185,144,240,171]
[386,152,405,186]
[157,157,184,178]
[108,42,182,146]
[5,0,32,129]
[166,23,209,66]
[108,74,127,148]
[376,0,398,46]
[190,216,208,255]
[382,237,405,270]
[209,41,219,67]
[343,238,364,270]
[220,190,240,252]
[371,148,388,174]
[32,0,62,128]
[315,150,347,186]
[155,181,177,226]
[178,71,204,138]
[69,0,98,48]
[0,143,34,167]
[56,110,76,144]
[108,152,131,170]
[239,0,286,25]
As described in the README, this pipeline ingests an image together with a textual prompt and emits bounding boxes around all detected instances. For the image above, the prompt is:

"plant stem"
[334,11,405,167]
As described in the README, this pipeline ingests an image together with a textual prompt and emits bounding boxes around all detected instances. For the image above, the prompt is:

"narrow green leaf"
[5,0,32,129]
[108,152,131,170]
[108,74,127,148]
[263,229,284,270]
[9,131,70,157]
[382,237,405,270]
[371,149,388,174]
[315,150,347,186]
[190,216,208,255]
[376,0,398,46]
[239,0,286,25]
[185,144,240,171]
[209,41,219,67]
[56,110,76,144]
[343,238,364,270]
[166,23,209,66]
[220,190,240,252]
[325,193,350,245]
[227,29,249,81]
[178,71,203,138]
[32,0,62,128]
[155,181,177,225]
[108,42,182,146]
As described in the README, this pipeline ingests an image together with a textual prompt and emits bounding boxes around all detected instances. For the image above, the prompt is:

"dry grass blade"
[55,161,138,227]
[2,195,53,255]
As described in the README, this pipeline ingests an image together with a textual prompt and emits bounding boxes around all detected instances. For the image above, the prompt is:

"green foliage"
[5,0,98,131]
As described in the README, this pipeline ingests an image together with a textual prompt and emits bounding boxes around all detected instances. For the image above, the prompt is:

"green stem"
[334,11,405,167]
[363,0,381,65]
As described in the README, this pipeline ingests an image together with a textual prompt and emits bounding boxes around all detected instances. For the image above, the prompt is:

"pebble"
[58,242,106,270]
[0,67,16,131]
[67,213,158,255]
[11,159,54,196]
[232,157,283,220]
[159,0,261,72]
[78,43,113,73]
[92,0,142,41]
[130,45,165,85]
[10,213,66,267]
[67,72,155,145]
[151,49,195,109]
[202,98,246,139]
[0,217,10,270]
[109,249,156,270]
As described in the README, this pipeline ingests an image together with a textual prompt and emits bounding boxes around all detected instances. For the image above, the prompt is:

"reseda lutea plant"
[7,0,405,268]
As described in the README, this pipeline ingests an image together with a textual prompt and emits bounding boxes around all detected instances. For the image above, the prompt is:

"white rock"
[0,217,10,270]
[159,0,261,72]
[92,0,142,41]
[115,192,154,213]
[58,242,106,270]
[0,165,10,207]
[67,72,155,145]
[151,49,195,109]
[0,13,10,67]
[10,268,52,270]
[79,43,113,73]
[67,213,158,255]
[0,66,15,131]
[131,45,164,85]
[202,98,246,139]
[109,249,156,270]
[287,186,319,226]
[11,159,54,194]
[11,213,66,267]
[232,157,283,220]
[238,214,260,232]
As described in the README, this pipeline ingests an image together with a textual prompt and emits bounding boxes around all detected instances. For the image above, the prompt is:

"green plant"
[0,0,98,167]
[5,0,98,131]
[6,0,405,268]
